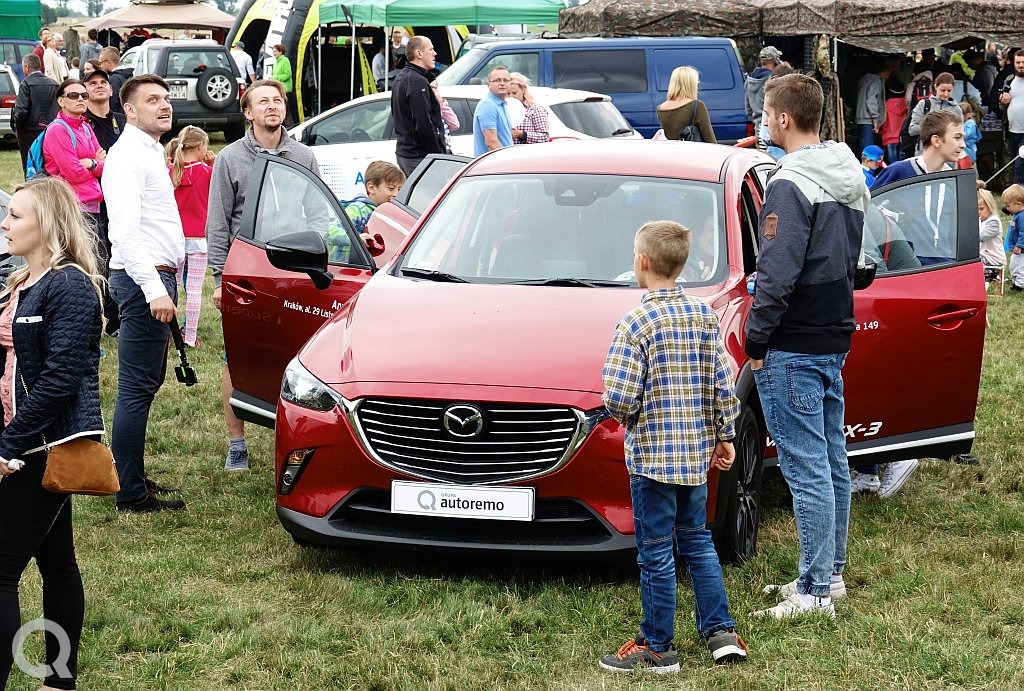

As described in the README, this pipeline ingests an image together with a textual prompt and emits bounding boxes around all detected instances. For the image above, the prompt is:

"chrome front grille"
[351,398,584,484]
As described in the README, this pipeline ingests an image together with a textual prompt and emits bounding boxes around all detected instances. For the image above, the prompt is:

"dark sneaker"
[707,629,749,665]
[116,491,186,513]
[599,637,679,674]
[224,446,249,472]
[146,477,180,494]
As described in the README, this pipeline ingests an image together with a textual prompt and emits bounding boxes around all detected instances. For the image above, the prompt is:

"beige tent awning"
[85,1,235,31]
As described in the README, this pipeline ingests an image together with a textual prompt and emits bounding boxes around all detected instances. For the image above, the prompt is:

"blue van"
[435,37,750,142]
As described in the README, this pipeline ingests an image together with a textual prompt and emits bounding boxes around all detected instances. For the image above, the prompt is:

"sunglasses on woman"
[61,91,89,100]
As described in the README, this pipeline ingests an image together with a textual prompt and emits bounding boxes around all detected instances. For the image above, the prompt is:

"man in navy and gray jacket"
[745,73,868,621]
[11,54,58,175]
[390,35,444,177]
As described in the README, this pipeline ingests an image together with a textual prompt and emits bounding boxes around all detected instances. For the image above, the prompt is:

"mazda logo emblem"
[442,404,484,438]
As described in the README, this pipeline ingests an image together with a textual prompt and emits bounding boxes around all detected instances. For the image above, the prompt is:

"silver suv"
[120,39,245,141]
[0,63,19,144]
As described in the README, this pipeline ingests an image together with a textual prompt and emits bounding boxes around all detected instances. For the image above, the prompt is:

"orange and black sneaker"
[598,636,680,674]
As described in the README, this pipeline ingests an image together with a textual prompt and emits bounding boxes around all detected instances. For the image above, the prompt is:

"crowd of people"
[1,26,1020,685]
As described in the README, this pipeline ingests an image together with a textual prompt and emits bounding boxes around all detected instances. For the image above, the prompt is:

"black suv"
[120,39,245,141]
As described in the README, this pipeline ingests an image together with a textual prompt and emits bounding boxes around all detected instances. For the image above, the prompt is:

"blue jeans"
[859,124,876,156]
[630,475,735,648]
[885,143,902,164]
[1008,131,1024,185]
[752,349,851,597]
[108,270,178,503]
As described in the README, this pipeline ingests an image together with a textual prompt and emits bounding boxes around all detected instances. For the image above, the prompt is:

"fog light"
[279,448,314,495]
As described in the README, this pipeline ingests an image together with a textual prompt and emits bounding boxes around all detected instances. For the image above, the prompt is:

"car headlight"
[281,358,342,412]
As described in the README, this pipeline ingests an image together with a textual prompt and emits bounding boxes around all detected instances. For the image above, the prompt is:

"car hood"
[303,273,648,393]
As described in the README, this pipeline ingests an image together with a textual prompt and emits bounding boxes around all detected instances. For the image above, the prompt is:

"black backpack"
[898,98,931,160]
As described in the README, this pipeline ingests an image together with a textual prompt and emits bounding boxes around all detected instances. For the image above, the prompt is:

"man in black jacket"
[99,46,137,113]
[10,54,58,175]
[391,35,444,177]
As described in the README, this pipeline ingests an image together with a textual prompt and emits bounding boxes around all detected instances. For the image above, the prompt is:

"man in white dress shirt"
[101,75,187,513]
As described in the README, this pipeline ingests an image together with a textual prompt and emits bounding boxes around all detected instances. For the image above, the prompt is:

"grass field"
[2,143,1024,690]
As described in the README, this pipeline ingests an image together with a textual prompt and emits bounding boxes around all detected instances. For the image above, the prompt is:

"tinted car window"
[446,98,479,132]
[308,99,393,144]
[867,176,964,273]
[253,162,366,267]
[2,43,16,65]
[0,72,13,93]
[469,52,539,86]
[548,101,633,138]
[653,48,738,91]
[552,50,647,94]
[403,174,724,285]
[404,158,468,213]
[166,50,232,76]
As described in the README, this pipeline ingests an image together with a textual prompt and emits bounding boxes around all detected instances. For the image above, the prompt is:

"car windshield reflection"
[399,174,726,286]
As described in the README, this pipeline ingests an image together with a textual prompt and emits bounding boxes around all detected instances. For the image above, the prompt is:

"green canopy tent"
[317,0,565,98]
[0,0,42,40]
[318,0,566,26]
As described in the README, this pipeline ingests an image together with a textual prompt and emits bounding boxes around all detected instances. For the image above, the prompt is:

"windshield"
[549,101,633,138]
[400,174,726,286]
[435,46,488,86]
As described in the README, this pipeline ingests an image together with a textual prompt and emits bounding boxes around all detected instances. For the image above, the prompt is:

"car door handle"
[224,280,257,304]
[926,307,978,325]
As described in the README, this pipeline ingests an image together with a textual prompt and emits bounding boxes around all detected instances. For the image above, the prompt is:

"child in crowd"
[861,145,885,186]
[881,78,907,163]
[343,160,405,234]
[978,189,1005,287]
[961,101,980,166]
[168,125,214,347]
[1004,184,1024,291]
[600,220,748,674]
[329,161,406,263]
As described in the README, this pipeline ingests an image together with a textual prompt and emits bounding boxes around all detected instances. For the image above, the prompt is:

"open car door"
[221,153,400,427]
[365,154,471,268]
[843,168,986,463]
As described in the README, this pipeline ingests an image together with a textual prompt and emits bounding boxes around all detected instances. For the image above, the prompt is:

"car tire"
[713,406,763,564]
[224,122,246,142]
[196,67,238,110]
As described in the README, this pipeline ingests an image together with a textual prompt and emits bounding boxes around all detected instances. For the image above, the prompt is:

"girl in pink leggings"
[168,126,213,347]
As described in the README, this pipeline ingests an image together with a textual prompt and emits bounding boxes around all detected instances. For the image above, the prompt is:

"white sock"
[830,573,844,584]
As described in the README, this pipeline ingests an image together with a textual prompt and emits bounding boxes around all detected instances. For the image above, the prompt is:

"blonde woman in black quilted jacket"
[0,176,104,690]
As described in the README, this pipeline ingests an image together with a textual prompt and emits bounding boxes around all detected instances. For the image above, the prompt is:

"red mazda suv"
[221,140,986,563]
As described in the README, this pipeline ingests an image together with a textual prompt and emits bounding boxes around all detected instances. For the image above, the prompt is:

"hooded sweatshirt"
[744,141,868,360]
[744,66,773,129]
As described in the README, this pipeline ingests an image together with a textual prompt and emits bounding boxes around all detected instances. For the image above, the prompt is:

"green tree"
[214,0,237,14]
[40,2,56,24]
[87,0,105,17]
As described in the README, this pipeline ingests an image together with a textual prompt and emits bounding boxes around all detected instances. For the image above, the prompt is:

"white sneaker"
[763,578,846,599]
[751,593,836,620]
[877,459,919,498]
[850,470,881,494]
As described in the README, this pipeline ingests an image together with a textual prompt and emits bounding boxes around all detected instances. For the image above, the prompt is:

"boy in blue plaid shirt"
[599,220,748,674]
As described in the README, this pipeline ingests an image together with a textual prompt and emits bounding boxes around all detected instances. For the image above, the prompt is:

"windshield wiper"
[611,128,634,136]
[510,277,630,288]
[400,267,469,283]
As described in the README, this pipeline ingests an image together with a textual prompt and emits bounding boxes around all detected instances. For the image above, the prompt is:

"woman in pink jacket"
[42,79,105,218]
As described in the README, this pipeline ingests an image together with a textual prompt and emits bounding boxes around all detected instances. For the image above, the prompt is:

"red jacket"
[881,97,908,146]
[169,161,213,239]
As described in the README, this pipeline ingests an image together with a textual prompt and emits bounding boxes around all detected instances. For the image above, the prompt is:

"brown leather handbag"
[42,436,120,496]
[19,373,120,496]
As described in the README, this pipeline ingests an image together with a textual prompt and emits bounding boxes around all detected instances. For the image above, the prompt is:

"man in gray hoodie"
[855,60,891,155]
[744,46,781,134]
[206,78,320,472]
[745,73,868,620]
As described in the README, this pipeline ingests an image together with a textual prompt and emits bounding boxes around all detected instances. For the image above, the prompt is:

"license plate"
[169,84,187,100]
[391,480,534,521]
[0,107,10,121]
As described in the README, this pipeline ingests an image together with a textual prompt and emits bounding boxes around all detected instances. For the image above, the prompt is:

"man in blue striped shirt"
[599,220,746,674]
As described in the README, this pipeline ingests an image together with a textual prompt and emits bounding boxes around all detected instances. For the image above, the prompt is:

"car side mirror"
[265,231,334,290]
[854,262,877,290]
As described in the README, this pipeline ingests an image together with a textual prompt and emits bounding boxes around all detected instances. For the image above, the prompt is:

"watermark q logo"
[12,618,72,680]
[417,489,436,511]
